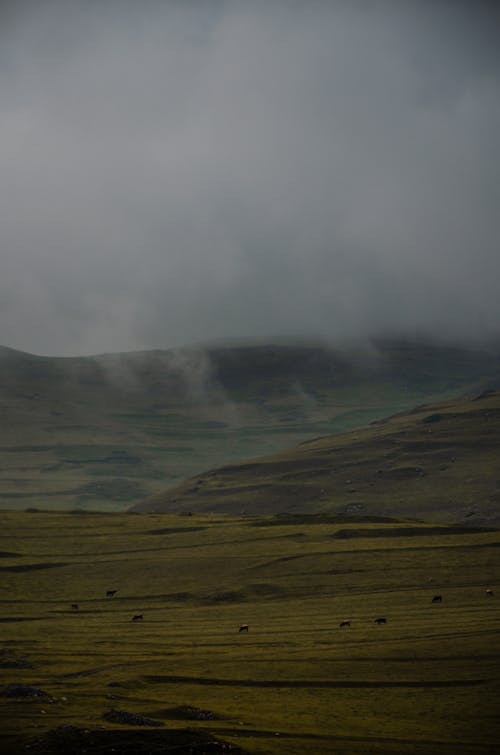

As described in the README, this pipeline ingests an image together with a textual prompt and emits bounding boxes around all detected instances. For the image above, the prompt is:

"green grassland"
[2,340,500,513]
[1,511,499,753]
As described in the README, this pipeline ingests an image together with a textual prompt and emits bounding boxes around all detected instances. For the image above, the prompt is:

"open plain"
[1,510,499,753]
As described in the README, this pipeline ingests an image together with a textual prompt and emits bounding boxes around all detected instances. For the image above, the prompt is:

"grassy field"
[1,511,499,753]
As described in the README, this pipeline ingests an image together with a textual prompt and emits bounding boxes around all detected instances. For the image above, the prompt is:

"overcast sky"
[1,1,499,356]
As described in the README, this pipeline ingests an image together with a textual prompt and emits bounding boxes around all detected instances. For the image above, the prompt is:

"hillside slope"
[132,389,500,525]
[1,339,500,512]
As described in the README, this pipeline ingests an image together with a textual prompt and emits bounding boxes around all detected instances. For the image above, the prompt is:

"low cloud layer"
[1,1,499,355]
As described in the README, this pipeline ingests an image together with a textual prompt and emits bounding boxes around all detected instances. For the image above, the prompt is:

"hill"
[132,389,500,526]
[1,510,499,753]
[1,338,500,512]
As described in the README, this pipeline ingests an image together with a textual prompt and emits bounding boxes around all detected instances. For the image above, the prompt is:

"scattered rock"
[162,704,218,721]
[103,708,164,726]
[1,683,51,700]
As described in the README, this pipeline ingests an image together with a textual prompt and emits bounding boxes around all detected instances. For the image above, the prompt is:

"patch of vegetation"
[146,526,207,535]
[75,479,147,502]
[249,514,400,526]
[332,526,498,539]
[0,561,67,572]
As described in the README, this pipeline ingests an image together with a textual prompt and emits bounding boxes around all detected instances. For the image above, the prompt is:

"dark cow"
[486,588,494,596]
[432,595,442,603]
[339,620,351,628]
[132,614,143,621]
[106,590,117,598]
[238,624,249,632]
[71,603,79,610]
[374,617,387,625]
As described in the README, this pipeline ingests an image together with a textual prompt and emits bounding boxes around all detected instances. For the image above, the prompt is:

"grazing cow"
[106,590,117,598]
[339,620,351,628]
[432,595,442,603]
[238,624,249,632]
[71,603,79,610]
[374,617,387,625]
[132,614,143,621]
[486,588,494,596]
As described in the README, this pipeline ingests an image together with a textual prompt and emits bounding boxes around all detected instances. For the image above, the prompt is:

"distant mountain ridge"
[1,337,500,512]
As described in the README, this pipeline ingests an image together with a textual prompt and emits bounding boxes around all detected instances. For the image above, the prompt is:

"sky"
[1,0,499,356]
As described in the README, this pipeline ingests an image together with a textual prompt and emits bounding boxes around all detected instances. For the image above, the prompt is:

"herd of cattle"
[339,617,386,627]
[336,590,494,628]
[68,588,494,629]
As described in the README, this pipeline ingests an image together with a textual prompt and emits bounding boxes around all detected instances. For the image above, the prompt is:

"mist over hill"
[1,337,500,513]
[2,2,500,358]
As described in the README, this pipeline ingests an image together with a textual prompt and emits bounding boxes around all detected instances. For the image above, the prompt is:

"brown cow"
[238,624,249,632]
[339,620,351,628]
[132,614,143,621]
[486,588,494,596]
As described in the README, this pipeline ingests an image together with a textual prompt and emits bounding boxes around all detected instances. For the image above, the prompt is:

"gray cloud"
[1,1,499,355]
